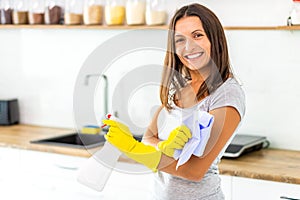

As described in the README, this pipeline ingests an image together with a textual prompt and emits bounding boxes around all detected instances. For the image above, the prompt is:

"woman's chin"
[186,62,206,71]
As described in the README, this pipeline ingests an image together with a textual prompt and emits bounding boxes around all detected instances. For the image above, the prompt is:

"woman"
[103,3,245,200]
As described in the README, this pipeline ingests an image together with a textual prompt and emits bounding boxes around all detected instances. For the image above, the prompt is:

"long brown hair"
[160,3,232,110]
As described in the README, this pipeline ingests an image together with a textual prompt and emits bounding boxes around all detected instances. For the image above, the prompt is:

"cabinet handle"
[280,196,300,200]
[54,164,78,170]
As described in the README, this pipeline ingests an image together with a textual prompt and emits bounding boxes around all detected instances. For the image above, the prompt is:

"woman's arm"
[146,106,241,182]
[142,105,164,146]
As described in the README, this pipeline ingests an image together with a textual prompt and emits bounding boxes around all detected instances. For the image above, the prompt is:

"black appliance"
[223,134,269,158]
[0,99,20,125]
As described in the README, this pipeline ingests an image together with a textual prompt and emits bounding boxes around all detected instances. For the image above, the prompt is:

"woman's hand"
[102,119,137,153]
[102,119,162,172]
[158,125,192,157]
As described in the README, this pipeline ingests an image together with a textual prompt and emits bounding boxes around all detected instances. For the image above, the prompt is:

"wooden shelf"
[276,25,300,30]
[224,26,300,30]
[0,25,300,30]
[0,24,169,30]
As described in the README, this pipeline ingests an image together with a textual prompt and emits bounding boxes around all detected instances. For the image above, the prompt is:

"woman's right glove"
[157,125,191,157]
[103,119,162,172]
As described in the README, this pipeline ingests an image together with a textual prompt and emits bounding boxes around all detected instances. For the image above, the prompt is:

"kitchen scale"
[223,134,269,158]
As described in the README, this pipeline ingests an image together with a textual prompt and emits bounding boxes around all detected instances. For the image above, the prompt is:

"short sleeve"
[208,79,246,119]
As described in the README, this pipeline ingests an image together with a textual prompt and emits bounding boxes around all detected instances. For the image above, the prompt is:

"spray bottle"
[77,114,123,191]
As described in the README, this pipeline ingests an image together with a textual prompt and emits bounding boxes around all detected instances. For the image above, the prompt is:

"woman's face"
[174,16,211,71]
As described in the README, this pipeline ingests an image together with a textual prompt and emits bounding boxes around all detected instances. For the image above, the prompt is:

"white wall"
[0,0,300,151]
[169,0,292,26]
[227,30,300,151]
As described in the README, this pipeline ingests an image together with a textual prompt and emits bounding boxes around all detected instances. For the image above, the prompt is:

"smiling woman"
[174,16,211,72]
[161,4,231,110]
[103,3,245,200]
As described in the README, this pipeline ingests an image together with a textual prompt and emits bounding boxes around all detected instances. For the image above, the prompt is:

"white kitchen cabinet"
[220,175,232,200]
[0,146,21,171]
[8,149,152,200]
[0,146,21,181]
[232,176,300,200]
[18,149,93,200]
[0,147,22,200]
[4,147,300,200]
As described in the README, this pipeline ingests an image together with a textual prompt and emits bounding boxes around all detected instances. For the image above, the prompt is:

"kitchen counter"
[0,124,300,184]
[0,124,93,157]
[220,149,300,184]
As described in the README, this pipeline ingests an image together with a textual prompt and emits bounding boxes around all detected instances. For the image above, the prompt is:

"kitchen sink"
[30,133,106,149]
[30,132,143,149]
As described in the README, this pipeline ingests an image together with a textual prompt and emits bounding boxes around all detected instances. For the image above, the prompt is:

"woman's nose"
[185,38,196,51]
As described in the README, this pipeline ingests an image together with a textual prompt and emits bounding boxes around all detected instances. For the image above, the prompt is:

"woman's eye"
[194,33,203,38]
[175,38,184,43]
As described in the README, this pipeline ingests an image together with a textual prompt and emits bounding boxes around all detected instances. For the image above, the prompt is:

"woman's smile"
[184,52,204,60]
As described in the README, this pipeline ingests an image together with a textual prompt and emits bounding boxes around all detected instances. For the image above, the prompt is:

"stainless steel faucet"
[84,74,108,115]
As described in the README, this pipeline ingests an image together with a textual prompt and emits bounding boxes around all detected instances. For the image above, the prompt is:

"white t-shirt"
[152,77,246,200]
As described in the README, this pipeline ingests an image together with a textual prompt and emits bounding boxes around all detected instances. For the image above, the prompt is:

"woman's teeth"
[185,52,203,59]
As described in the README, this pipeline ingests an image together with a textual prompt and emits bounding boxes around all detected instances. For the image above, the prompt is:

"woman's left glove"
[157,125,191,157]
[102,119,162,172]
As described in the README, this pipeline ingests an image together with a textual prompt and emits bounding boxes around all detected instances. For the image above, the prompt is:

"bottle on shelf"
[126,0,146,25]
[83,0,104,25]
[104,0,125,25]
[28,0,45,24]
[145,0,167,25]
[290,0,300,25]
[44,0,64,24]
[65,0,83,25]
[12,0,29,24]
[1,0,13,24]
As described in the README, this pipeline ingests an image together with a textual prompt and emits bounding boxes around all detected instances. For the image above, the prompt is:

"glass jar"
[83,0,104,25]
[105,0,125,25]
[28,0,45,24]
[65,0,83,25]
[126,0,146,25]
[12,0,29,24]
[145,0,166,25]
[45,0,64,24]
[291,0,300,25]
[0,0,13,24]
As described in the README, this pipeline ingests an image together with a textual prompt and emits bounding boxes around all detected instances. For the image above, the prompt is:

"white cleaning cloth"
[173,111,214,169]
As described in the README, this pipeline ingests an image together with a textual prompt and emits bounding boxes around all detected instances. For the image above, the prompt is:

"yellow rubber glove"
[102,119,161,172]
[157,125,192,157]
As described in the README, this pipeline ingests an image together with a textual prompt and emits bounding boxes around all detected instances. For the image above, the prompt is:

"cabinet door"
[220,175,232,200]
[0,146,21,172]
[103,162,153,199]
[18,149,153,200]
[0,147,22,199]
[18,149,103,200]
[232,177,300,200]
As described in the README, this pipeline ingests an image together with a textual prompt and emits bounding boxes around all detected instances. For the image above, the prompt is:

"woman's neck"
[188,68,210,92]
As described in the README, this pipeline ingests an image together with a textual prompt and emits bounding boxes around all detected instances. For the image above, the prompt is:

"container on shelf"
[126,0,146,25]
[28,0,45,24]
[145,0,166,25]
[0,0,13,24]
[83,0,103,25]
[12,0,29,24]
[104,0,125,25]
[45,0,64,24]
[290,0,300,25]
[65,0,83,25]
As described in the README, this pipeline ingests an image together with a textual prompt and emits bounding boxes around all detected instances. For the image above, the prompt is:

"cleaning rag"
[172,110,214,169]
